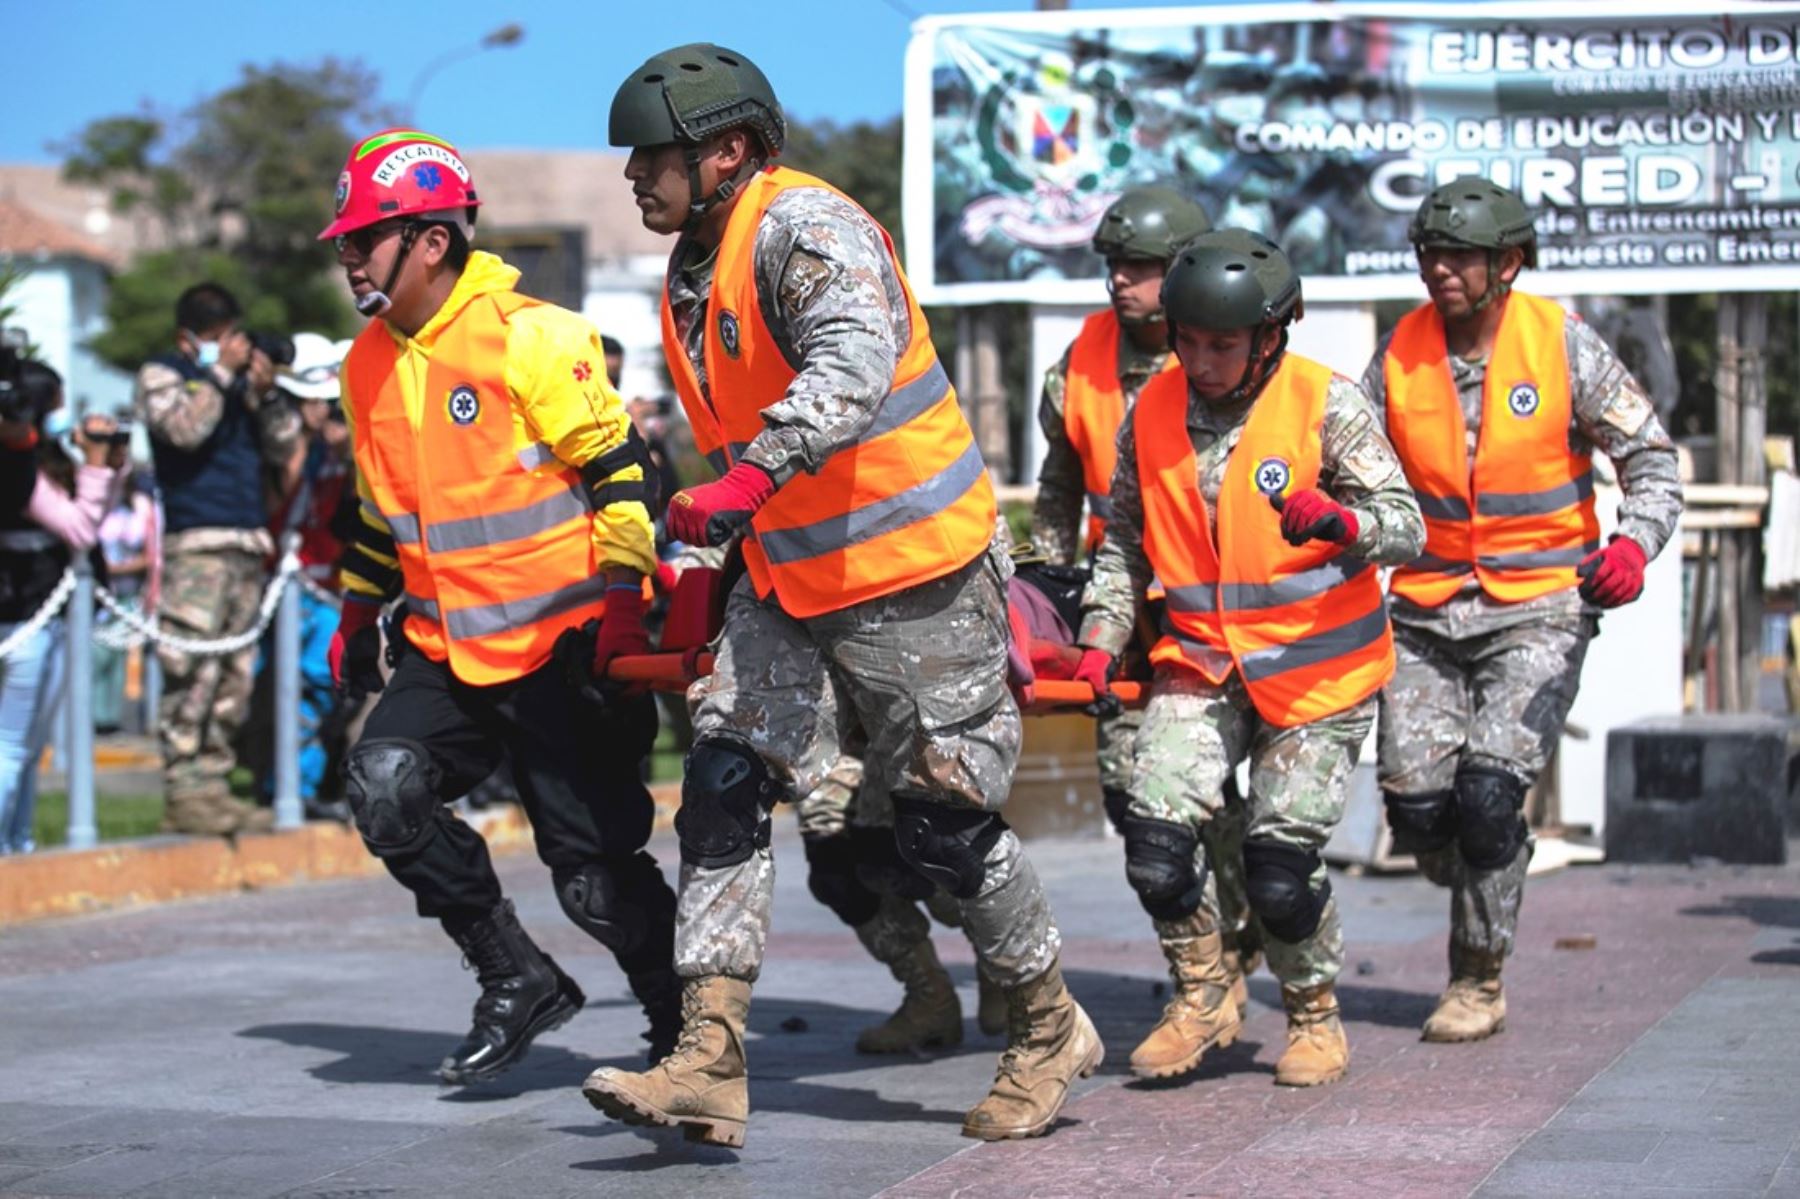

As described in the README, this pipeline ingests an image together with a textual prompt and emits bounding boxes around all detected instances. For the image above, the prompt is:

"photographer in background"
[0,356,126,854]
[134,282,301,837]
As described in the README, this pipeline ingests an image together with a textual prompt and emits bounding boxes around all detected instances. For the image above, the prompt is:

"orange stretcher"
[606,653,1146,713]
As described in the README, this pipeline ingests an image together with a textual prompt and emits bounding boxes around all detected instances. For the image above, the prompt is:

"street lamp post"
[407,24,525,123]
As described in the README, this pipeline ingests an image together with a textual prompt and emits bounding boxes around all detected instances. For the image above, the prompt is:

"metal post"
[272,535,302,830]
[65,555,97,849]
[142,637,161,729]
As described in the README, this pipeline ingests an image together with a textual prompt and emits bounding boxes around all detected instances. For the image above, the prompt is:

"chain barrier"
[92,551,303,658]
[0,567,78,662]
[296,570,343,611]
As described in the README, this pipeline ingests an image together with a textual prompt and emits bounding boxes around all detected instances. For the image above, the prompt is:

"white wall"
[1557,480,1683,836]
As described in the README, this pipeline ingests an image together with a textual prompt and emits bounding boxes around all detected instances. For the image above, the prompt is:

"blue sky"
[1,0,1197,163]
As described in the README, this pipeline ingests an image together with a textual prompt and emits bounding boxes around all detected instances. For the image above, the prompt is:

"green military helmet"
[1408,176,1537,268]
[1091,185,1212,262]
[609,43,787,155]
[1160,228,1303,333]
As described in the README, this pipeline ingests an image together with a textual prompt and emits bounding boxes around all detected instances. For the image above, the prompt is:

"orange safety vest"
[660,166,995,618]
[1135,354,1395,727]
[1383,292,1600,607]
[1064,309,1180,552]
[345,292,607,685]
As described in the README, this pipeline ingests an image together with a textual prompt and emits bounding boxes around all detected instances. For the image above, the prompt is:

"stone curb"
[0,783,680,926]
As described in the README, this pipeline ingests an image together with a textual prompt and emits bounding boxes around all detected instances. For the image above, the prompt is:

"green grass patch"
[33,790,166,847]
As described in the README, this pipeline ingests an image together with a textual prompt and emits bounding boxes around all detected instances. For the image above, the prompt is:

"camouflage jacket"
[1080,371,1425,662]
[1030,327,1171,565]
[665,187,914,487]
[1360,305,1684,638]
[134,357,302,553]
[134,358,302,467]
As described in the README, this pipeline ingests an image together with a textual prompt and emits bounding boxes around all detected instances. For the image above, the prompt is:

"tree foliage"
[62,61,393,371]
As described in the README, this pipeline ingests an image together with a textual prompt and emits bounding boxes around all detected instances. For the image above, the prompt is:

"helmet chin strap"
[682,144,762,234]
[1468,249,1512,314]
[1217,324,1289,406]
[355,224,423,320]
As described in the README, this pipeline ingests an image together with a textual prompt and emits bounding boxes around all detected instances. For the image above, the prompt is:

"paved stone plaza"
[1,823,1797,1197]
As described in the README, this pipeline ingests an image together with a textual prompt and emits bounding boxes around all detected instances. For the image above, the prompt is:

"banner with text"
[902,2,1800,303]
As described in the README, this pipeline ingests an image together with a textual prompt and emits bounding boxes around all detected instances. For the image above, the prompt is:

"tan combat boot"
[1129,914,1242,1080]
[855,936,963,1053]
[1224,928,1264,1016]
[1275,982,1350,1087]
[162,791,275,837]
[1422,948,1506,1043]
[582,975,750,1147]
[976,966,1007,1037]
[962,960,1104,1140]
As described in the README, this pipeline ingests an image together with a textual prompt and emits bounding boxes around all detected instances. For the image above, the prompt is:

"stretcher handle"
[605,653,1146,711]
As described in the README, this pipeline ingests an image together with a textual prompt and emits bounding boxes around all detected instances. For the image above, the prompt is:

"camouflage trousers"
[156,544,267,805]
[1377,615,1595,961]
[1095,705,1143,798]
[1131,667,1374,990]
[792,752,965,959]
[681,553,1059,987]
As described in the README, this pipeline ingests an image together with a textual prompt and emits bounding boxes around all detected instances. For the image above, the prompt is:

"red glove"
[1577,536,1647,608]
[1271,489,1360,547]
[329,596,382,694]
[666,462,777,547]
[593,582,650,685]
[1072,647,1120,717]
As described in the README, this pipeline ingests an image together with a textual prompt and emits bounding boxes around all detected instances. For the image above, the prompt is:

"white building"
[0,197,131,417]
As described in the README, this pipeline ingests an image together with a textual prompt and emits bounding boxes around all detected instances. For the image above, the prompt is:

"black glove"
[553,619,612,706]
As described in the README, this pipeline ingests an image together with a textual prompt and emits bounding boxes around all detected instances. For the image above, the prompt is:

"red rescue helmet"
[317,128,480,242]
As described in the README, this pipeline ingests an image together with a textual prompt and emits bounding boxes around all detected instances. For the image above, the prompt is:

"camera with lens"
[0,329,30,423]
[245,330,296,368]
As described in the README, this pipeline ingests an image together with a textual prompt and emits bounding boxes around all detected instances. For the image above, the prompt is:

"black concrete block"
[1605,715,1788,864]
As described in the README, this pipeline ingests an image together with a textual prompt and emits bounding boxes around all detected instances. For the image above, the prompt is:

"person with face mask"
[320,128,681,1089]
[1362,179,1683,1044]
[132,283,302,836]
[1075,230,1424,1088]
[0,360,127,853]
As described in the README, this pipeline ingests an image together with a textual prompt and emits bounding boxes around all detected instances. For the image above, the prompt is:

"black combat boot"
[627,967,685,1062]
[440,899,585,1085]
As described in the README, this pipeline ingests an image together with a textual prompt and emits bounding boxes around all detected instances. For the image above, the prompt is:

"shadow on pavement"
[1679,894,1800,930]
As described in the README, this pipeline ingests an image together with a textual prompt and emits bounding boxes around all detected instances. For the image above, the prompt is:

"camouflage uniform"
[1360,309,1683,961]
[1032,330,1169,806]
[135,360,300,827]
[668,187,1059,990]
[1081,371,1424,990]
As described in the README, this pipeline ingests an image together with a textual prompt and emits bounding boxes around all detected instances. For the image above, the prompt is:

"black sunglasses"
[333,219,421,257]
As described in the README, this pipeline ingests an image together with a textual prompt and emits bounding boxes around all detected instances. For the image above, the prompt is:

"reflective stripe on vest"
[1384,292,1601,607]
[1063,308,1178,552]
[1133,356,1395,727]
[345,290,607,685]
[659,166,995,618]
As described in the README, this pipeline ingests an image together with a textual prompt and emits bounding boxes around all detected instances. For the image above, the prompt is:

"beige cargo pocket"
[905,669,1018,810]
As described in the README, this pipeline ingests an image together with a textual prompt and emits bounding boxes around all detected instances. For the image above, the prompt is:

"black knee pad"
[803,833,881,927]
[1383,789,1457,855]
[342,738,440,857]
[849,824,936,901]
[675,739,781,868]
[553,852,675,958]
[1120,813,1205,921]
[1454,765,1527,870]
[1102,788,1133,836]
[1243,839,1331,944]
[891,793,1008,901]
